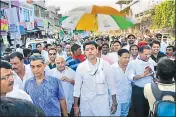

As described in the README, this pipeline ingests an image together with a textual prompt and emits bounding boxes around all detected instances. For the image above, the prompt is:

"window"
[34,5,39,17]
[40,8,45,18]
[23,8,30,22]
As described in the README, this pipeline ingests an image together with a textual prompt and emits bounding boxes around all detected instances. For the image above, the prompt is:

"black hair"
[113,41,122,46]
[129,44,139,51]
[71,44,81,53]
[118,49,129,56]
[166,45,175,51]
[16,44,20,48]
[45,44,52,49]
[23,48,31,57]
[156,33,162,38]
[48,48,57,53]
[56,44,62,48]
[31,49,41,55]
[127,34,135,39]
[150,40,161,47]
[163,36,167,38]
[0,97,46,116]
[28,44,32,47]
[104,37,109,41]
[1,55,10,62]
[98,46,102,52]
[0,60,12,69]
[36,43,42,48]
[9,52,24,60]
[101,43,109,48]
[83,41,98,51]
[5,48,12,53]
[139,45,151,53]
[157,58,176,80]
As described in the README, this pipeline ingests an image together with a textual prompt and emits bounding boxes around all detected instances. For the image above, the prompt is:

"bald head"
[55,57,66,72]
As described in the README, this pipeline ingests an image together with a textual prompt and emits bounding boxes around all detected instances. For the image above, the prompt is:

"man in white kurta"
[48,57,75,114]
[9,52,34,90]
[73,41,117,116]
[127,45,156,117]
[111,49,132,117]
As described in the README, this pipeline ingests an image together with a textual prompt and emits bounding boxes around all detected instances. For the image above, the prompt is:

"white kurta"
[111,62,132,103]
[13,65,34,90]
[48,67,75,113]
[6,87,33,102]
[73,58,116,116]
[111,62,132,116]
[127,58,156,87]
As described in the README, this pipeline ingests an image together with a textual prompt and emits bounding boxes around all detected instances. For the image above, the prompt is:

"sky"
[45,0,120,14]
[44,0,165,15]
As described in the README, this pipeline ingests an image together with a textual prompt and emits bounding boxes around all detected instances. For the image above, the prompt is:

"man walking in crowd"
[24,55,68,116]
[128,45,156,117]
[129,45,139,61]
[48,57,75,115]
[111,49,132,116]
[108,41,122,63]
[144,58,176,115]
[150,40,166,63]
[9,52,33,90]
[124,34,136,50]
[45,48,57,70]
[73,41,117,116]
[56,44,66,59]
[101,43,110,56]
[0,60,32,102]
[66,44,86,71]
[166,45,175,60]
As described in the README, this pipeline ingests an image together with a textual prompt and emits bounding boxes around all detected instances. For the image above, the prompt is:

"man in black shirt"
[150,40,166,63]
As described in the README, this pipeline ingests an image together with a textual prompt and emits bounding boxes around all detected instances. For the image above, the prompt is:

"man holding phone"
[127,45,156,117]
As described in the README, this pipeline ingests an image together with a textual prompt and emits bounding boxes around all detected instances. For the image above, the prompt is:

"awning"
[26,29,38,33]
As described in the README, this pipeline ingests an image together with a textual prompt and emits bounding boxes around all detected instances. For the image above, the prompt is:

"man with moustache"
[124,34,136,50]
[127,45,156,117]
[9,52,33,90]
[0,60,32,102]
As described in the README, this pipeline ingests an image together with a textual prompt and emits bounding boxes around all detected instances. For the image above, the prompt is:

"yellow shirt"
[144,82,175,111]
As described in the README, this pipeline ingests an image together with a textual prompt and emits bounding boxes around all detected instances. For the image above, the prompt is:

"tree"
[152,0,175,29]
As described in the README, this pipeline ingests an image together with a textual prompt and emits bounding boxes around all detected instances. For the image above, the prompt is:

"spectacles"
[49,53,56,56]
[1,73,15,80]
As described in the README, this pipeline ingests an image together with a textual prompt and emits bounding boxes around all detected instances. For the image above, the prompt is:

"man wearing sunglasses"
[0,60,32,102]
[45,48,57,70]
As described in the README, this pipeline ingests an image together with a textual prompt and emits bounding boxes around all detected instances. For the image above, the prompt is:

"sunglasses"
[49,53,56,56]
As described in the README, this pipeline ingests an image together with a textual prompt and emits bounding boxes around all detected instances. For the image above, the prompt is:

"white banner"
[5,7,21,39]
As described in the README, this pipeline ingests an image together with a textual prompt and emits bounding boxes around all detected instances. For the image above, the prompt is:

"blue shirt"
[66,56,81,71]
[24,75,65,116]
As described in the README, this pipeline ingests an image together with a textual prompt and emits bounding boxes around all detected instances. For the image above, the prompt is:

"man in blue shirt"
[24,55,68,116]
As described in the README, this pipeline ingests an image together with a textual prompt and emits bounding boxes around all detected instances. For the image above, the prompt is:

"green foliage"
[152,0,175,29]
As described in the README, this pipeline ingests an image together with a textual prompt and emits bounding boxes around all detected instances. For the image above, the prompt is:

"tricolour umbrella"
[61,5,134,32]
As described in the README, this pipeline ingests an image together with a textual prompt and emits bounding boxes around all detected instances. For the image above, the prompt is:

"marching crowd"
[0,33,176,117]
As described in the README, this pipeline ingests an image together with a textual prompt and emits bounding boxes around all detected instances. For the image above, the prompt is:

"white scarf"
[86,58,105,84]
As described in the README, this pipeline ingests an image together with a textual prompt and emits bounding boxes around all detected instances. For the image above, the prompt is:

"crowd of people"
[0,33,176,117]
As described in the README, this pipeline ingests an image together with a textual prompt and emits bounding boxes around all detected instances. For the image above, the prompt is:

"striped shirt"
[66,56,81,71]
